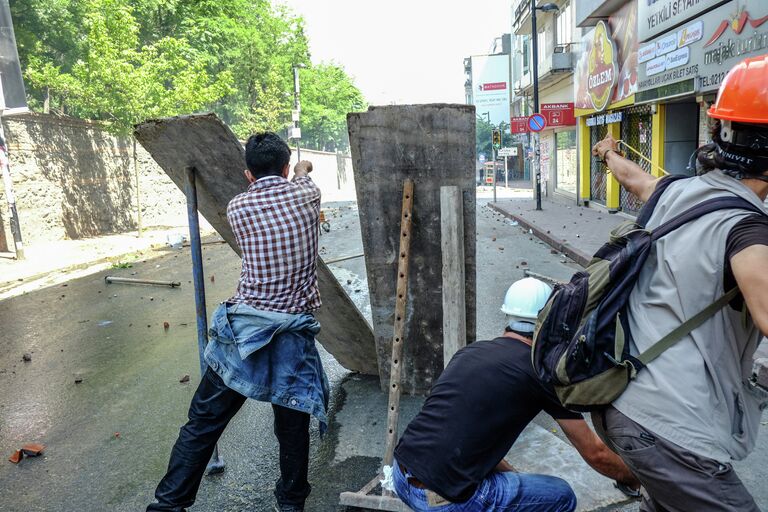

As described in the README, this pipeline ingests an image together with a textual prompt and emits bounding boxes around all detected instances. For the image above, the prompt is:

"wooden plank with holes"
[338,180,415,510]
[383,179,414,468]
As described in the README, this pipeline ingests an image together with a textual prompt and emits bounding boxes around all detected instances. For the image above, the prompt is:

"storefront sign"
[637,0,768,101]
[574,0,638,116]
[638,0,727,42]
[585,112,624,126]
[699,1,768,92]
[541,103,576,127]
[586,21,619,112]
[510,116,529,133]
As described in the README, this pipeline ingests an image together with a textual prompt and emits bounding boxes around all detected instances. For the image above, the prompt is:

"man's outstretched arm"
[592,134,661,203]
[557,418,640,488]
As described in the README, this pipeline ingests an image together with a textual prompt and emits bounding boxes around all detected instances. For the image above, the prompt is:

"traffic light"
[492,129,501,148]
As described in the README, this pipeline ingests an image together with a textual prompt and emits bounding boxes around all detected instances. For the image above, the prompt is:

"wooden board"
[348,105,476,394]
[134,113,378,376]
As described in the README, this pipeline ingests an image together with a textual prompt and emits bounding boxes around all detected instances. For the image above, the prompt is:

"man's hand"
[557,418,640,489]
[294,160,313,178]
[592,134,620,162]
[592,134,660,203]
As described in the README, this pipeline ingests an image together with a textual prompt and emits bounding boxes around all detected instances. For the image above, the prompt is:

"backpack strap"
[637,287,741,366]
[634,196,764,367]
[651,196,765,241]
[637,175,689,227]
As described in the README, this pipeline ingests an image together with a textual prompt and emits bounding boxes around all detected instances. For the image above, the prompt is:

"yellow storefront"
[574,0,665,214]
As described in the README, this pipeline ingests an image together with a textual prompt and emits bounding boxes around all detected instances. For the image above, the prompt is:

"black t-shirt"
[724,214,768,309]
[393,337,582,502]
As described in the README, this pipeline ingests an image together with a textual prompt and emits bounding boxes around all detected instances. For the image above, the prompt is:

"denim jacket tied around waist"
[204,302,329,432]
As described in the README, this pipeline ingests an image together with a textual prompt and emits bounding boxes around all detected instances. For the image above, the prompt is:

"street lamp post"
[292,64,305,161]
[530,1,559,211]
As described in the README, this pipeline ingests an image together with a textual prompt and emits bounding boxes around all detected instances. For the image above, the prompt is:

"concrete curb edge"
[488,202,592,268]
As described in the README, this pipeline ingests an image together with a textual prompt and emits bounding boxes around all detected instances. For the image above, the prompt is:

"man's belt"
[399,463,427,489]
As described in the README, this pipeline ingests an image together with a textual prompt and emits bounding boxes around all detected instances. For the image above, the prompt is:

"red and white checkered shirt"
[227,175,321,313]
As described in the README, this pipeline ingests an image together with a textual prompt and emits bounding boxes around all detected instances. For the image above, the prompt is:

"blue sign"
[527,113,547,132]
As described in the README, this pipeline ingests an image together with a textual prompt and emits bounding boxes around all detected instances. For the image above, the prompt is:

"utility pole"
[492,128,501,203]
[292,65,304,161]
[0,91,23,259]
[531,0,542,211]
[530,1,558,211]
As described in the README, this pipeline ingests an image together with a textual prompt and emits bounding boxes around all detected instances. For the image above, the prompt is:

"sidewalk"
[489,196,627,267]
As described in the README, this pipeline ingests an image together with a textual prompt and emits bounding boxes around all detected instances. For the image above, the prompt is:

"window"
[556,2,573,46]
[538,28,547,57]
[522,35,530,75]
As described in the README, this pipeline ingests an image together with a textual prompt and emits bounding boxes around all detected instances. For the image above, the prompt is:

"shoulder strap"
[637,175,688,227]
[651,196,765,241]
[637,287,740,366]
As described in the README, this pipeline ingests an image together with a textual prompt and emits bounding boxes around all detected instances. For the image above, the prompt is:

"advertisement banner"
[636,0,768,101]
[541,103,576,127]
[574,0,638,116]
[0,0,27,113]
[470,54,511,127]
[638,0,728,42]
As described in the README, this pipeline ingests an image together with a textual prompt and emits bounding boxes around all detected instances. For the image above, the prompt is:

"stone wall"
[0,113,355,249]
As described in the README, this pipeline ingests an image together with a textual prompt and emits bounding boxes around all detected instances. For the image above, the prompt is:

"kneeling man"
[393,278,639,511]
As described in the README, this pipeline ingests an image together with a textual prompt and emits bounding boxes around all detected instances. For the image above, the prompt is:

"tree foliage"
[12,0,366,149]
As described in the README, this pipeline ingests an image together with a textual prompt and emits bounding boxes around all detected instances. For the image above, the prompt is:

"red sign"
[479,82,507,91]
[511,116,528,133]
[540,103,576,127]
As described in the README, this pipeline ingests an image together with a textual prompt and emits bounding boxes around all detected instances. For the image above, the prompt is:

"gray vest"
[613,170,767,462]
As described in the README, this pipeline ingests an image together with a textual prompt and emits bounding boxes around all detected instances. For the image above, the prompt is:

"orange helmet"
[708,54,768,124]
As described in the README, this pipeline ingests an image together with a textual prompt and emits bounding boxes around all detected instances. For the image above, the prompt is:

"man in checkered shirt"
[148,133,329,512]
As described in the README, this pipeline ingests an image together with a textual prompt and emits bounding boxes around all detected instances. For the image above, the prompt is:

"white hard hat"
[501,277,552,332]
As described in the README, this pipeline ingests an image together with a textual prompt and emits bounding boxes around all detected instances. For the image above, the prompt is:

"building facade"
[511,0,581,199]
[574,0,768,213]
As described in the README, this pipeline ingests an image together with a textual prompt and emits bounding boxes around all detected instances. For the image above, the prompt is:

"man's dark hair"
[245,132,291,180]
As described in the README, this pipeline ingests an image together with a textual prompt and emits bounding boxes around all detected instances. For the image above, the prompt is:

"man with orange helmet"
[590,55,768,511]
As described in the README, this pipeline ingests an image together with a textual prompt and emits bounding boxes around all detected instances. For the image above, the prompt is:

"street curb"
[488,203,592,268]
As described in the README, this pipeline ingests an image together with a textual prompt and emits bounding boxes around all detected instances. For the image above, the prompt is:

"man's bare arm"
[592,135,661,203]
[731,244,768,336]
[557,418,639,488]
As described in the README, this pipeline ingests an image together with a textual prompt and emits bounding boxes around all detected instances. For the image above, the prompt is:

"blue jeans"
[392,459,576,512]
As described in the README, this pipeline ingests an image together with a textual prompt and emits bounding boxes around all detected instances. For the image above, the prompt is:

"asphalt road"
[1,195,764,511]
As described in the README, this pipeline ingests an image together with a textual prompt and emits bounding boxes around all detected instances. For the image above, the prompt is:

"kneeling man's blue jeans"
[392,459,576,511]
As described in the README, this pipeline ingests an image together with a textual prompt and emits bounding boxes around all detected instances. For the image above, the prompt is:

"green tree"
[299,63,366,152]
[19,0,232,132]
[12,0,366,147]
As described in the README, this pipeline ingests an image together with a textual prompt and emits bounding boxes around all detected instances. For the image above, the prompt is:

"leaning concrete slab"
[134,113,378,376]
[348,105,477,394]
